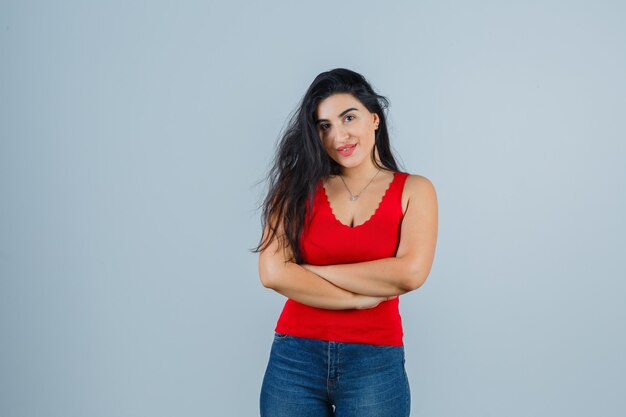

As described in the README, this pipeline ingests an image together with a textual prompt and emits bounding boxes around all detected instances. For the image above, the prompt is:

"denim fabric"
[260,333,410,417]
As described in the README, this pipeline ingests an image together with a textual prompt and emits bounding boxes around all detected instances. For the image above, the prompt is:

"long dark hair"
[253,68,402,263]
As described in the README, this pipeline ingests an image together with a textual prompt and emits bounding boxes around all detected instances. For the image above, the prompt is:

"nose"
[333,123,349,142]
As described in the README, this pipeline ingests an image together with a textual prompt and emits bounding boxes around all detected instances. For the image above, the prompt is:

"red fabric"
[275,171,410,346]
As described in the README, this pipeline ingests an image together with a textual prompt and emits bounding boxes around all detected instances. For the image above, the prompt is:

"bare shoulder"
[401,174,437,215]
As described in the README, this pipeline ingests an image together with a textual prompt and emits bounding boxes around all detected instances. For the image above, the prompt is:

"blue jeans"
[260,333,411,417]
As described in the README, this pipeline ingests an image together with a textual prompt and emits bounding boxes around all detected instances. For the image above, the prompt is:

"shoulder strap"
[391,171,409,195]
[384,172,409,215]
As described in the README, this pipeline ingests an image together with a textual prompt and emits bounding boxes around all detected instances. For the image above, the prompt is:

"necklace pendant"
[350,195,359,201]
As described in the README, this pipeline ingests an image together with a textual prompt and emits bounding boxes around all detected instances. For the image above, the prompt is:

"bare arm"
[258,217,395,310]
[301,175,438,297]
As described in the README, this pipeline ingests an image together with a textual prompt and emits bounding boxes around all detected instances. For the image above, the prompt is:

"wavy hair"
[252,68,402,263]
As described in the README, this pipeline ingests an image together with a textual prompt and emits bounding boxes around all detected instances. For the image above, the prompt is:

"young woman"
[255,68,438,417]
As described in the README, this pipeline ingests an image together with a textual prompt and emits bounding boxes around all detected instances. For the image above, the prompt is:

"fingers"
[365,296,387,309]
[356,295,398,310]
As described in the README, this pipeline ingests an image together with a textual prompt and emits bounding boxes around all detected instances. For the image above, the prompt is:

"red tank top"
[274,171,409,346]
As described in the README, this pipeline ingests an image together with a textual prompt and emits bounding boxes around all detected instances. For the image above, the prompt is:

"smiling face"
[315,93,380,173]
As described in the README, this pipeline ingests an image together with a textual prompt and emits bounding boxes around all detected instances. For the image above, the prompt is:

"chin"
[338,160,365,169]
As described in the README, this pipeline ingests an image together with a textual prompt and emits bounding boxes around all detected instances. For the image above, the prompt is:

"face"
[315,93,380,170]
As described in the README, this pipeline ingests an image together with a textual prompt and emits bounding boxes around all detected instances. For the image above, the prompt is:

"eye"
[319,115,354,132]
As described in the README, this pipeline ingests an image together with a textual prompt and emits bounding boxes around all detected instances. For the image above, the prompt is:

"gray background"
[1,1,625,416]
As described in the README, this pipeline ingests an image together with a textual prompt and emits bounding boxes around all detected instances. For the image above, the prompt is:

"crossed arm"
[258,175,438,310]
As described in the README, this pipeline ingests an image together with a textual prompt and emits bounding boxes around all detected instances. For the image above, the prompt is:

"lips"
[337,144,356,157]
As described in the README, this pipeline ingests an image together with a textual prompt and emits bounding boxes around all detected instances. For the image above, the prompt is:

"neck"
[339,149,385,180]
[340,164,381,181]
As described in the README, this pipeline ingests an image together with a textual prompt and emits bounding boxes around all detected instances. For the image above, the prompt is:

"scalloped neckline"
[321,171,398,229]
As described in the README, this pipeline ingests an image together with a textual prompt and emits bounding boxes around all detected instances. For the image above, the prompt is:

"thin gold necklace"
[339,169,381,201]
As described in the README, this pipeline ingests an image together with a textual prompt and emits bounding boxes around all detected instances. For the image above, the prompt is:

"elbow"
[259,266,276,289]
[400,262,429,292]
[258,259,282,290]
[259,273,274,289]
[400,277,423,293]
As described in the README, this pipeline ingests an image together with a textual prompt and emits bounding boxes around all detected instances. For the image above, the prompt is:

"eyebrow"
[315,107,359,125]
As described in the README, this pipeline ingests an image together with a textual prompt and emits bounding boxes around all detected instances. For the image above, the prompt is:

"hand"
[302,263,397,309]
[354,294,398,310]
[301,263,324,276]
